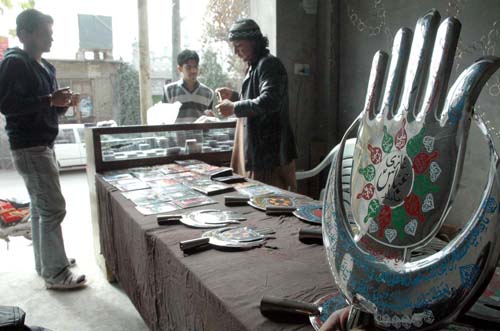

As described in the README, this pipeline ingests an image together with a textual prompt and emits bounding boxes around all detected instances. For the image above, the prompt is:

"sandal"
[37,258,76,276]
[45,269,86,290]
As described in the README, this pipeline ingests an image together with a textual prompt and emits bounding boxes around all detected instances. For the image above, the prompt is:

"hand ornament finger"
[363,51,388,122]
[440,56,500,127]
[419,17,461,124]
[397,10,440,122]
[380,27,412,121]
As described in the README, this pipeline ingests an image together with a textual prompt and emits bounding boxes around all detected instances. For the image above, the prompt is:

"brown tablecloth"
[96,176,337,331]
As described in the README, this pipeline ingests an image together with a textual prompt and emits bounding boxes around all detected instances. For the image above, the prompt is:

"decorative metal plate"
[180,210,244,228]
[202,226,268,249]
[293,204,323,224]
[248,194,296,211]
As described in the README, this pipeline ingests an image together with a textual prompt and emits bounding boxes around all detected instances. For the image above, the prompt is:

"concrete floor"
[0,169,149,331]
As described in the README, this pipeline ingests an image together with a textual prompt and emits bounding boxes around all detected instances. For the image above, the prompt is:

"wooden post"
[138,0,153,124]
[172,0,181,81]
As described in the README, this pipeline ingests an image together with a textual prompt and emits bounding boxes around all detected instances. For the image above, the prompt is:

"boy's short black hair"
[16,9,53,35]
[177,49,199,66]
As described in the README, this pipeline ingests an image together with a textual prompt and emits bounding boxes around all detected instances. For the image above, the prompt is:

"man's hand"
[215,87,234,101]
[215,99,235,117]
[319,307,350,331]
[70,93,81,107]
[51,88,72,107]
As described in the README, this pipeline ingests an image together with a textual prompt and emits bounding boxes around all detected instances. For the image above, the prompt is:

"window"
[77,128,85,143]
[55,129,76,144]
[0,1,248,128]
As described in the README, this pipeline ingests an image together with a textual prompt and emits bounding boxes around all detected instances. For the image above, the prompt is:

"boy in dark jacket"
[0,9,86,289]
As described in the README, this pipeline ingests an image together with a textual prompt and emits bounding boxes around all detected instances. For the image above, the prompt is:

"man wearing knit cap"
[215,18,298,191]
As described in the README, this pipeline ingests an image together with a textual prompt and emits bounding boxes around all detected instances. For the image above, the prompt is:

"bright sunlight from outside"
[0,0,250,168]
[0,0,249,124]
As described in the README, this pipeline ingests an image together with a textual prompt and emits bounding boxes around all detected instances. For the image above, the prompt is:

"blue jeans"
[11,146,69,280]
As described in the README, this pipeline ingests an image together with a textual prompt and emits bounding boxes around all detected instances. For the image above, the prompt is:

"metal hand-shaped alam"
[323,10,500,330]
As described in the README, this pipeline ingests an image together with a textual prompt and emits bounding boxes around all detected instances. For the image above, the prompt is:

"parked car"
[54,124,87,169]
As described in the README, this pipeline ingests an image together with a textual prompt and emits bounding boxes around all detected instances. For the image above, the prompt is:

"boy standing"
[162,49,214,123]
[0,9,86,289]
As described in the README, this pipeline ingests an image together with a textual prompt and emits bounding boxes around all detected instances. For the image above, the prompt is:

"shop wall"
[249,0,336,197]
[251,0,331,172]
[275,0,319,172]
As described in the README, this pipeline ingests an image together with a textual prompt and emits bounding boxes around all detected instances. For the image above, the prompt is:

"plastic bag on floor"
[0,199,30,226]
[0,199,31,245]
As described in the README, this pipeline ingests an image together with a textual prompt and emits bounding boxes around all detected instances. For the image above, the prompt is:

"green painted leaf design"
[382,126,393,153]
[406,127,426,158]
[413,174,440,196]
[391,206,407,239]
[364,199,381,223]
[359,164,376,181]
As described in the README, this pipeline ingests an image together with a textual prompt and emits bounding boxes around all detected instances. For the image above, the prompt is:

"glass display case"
[86,122,236,173]
[100,127,234,161]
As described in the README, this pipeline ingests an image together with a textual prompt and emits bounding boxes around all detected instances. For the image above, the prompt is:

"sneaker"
[45,268,86,290]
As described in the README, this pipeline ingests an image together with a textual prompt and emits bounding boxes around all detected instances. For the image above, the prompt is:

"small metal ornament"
[180,226,275,252]
[158,209,245,228]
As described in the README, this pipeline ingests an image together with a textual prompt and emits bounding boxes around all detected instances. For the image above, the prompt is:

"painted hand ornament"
[322,10,500,330]
[348,10,499,255]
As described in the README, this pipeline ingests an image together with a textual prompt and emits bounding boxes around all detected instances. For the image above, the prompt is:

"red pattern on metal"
[413,151,438,174]
[357,183,375,200]
[378,205,392,237]
[404,193,424,222]
[395,119,408,150]
[368,144,382,164]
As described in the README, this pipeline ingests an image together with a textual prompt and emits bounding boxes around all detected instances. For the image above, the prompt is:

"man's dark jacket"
[234,50,297,171]
[0,47,65,150]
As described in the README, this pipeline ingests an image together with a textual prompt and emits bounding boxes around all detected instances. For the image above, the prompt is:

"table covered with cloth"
[95,175,337,331]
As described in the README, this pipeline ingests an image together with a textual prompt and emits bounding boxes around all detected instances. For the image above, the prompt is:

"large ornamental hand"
[350,10,500,259]
[322,10,500,330]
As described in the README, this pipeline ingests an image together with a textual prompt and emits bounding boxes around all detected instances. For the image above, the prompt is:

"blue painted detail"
[484,197,498,214]
[447,107,462,125]
[319,295,349,323]
[459,264,481,289]
[447,97,466,125]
